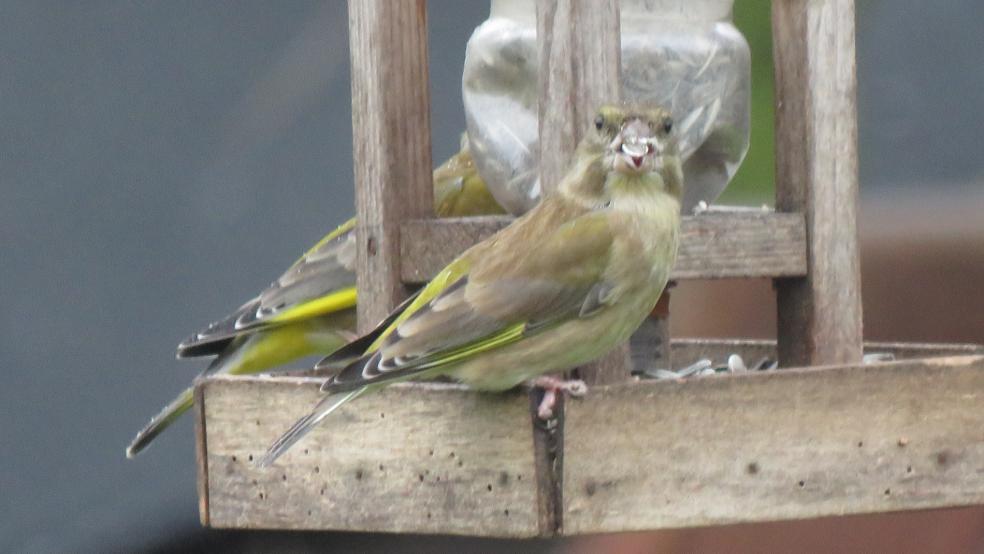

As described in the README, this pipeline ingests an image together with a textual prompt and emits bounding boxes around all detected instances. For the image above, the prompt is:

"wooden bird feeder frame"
[193,0,984,537]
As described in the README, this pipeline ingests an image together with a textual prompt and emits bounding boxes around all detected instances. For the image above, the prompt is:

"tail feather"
[126,387,195,458]
[258,387,367,467]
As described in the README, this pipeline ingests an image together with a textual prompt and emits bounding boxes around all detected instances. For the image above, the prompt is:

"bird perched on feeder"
[260,104,683,466]
[125,136,505,458]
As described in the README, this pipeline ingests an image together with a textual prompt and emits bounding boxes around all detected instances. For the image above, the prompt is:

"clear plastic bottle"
[462,0,751,214]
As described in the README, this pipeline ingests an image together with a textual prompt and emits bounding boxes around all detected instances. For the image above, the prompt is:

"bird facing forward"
[260,104,683,466]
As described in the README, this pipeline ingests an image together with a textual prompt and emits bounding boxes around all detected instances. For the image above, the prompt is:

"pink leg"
[530,375,588,419]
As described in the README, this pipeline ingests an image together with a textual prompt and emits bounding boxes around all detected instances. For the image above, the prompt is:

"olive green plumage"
[126,138,504,458]
[260,104,683,465]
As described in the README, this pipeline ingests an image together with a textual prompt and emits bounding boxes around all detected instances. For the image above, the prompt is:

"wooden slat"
[198,350,984,535]
[349,0,433,332]
[536,0,626,387]
[193,379,210,526]
[199,377,541,537]
[562,355,984,534]
[401,212,807,283]
[535,0,621,191]
[772,0,863,366]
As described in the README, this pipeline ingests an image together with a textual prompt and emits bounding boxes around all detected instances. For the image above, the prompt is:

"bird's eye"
[662,118,673,134]
[594,115,605,131]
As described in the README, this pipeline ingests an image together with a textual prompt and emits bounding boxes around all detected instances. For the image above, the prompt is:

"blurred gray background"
[2,1,981,552]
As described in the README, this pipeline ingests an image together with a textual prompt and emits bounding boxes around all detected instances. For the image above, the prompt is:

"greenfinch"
[260,104,683,465]
[126,137,504,458]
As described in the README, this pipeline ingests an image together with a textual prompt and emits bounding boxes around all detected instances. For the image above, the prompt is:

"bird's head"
[591,104,677,177]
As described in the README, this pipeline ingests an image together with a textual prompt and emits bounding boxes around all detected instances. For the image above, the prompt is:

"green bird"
[260,104,682,466]
[126,137,505,458]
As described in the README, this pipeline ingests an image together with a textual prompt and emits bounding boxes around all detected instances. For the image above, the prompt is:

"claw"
[529,375,589,420]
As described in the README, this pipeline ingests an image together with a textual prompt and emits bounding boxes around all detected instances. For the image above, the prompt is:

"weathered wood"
[401,212,807,283]
[198,350,984,535]
[772,0,863,366]
[563,354,984,534]
[350,0,433,332]
[529,390,563,536]
[199,377,540,537]
[193,379,210,526]
[536,0,627,386]
[535,0,621,193]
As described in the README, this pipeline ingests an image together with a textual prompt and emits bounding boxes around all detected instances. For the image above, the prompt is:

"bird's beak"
[612,119,660,174]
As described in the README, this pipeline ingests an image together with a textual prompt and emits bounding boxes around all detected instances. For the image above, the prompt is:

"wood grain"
[349,0,433,332]
[401,212,807,283]
[772,0,863,366]
[197,349,984,535]
[563,354,984,533]
[194,379,210,526]
[535,0,621,193]
[536,0,626,386]
[199,377,540,536]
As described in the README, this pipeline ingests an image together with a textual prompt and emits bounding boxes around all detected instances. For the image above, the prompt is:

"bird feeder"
[193,0,984,537]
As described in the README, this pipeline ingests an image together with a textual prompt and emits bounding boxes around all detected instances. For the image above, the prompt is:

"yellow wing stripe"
[415,322,527,370]
[270,286,357,324]
[367,257,472,353]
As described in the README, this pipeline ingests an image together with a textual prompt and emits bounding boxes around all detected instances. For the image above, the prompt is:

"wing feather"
[177,219,357,358]
[320,199,620,392]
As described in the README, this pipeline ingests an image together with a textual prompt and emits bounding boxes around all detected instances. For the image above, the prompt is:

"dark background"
[2,1,982,552]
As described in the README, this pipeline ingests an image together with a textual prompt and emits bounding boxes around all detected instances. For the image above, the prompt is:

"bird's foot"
[529,376,588,420]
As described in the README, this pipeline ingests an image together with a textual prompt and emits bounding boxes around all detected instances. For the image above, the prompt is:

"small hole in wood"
[884,488,891,496]
[429,449,434,457]
[517,474,523,481]
[504,509,509,516]
[258,492,265,500]
[315,466,320,474]
[487,484,493,492]
[252,479,258,486]
[367,237,377,256]
[231,456,237,462]
[380,412,385,419]
[304,449,309,455]
[427,512,432,519]
[906,466,913,474]
[282,474,287,481]
[450,452,455,458]
[379,464,384,471]
[747,462,759,475]
[499,471,509,486]
[320,488,325,496]
[436,476,441,482]
[255,419,260,426]
[457,460,463,467]
[356,469,364,480]
[798,480,806,488]
[307,510,312,516]
[248,454,253,462]
[418,474,424,482]
[857,441,864,447]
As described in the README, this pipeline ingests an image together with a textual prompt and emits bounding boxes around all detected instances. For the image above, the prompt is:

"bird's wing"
[321,203,620,392]
[176,218,358,358]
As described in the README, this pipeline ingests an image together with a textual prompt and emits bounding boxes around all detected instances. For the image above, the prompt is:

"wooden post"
[772,0,863,367]
[536,0,628,386]
[350,0,434,333]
